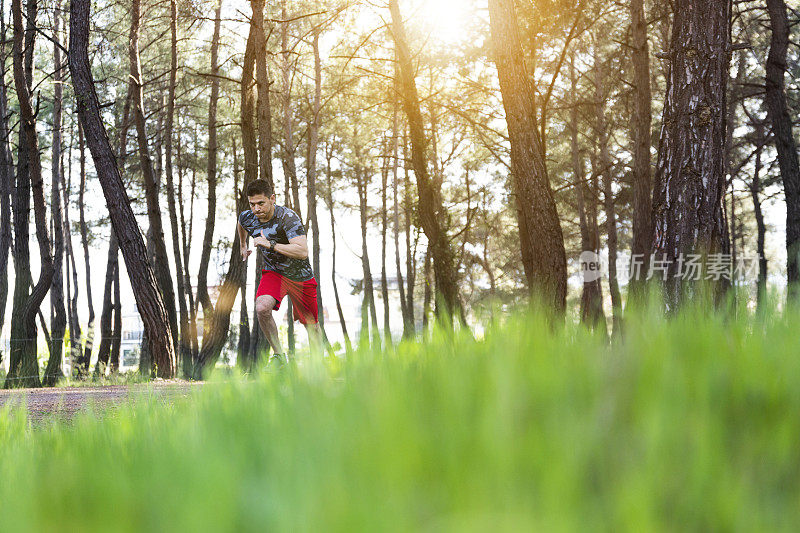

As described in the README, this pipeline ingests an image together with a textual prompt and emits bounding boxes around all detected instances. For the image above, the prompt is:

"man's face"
[249,193,276,222]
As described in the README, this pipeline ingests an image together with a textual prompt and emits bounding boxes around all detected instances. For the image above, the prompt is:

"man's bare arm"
[238,222,252,261]
[253,234,309,260]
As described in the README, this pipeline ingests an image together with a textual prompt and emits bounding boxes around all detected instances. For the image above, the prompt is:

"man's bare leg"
[255,295,285,360]
[304,321,323,357]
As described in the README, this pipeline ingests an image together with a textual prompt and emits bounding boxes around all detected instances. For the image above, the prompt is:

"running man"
[238,179,322,364]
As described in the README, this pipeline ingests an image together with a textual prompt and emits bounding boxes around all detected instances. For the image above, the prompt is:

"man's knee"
[255,297,276,318]
[304,321,321,335]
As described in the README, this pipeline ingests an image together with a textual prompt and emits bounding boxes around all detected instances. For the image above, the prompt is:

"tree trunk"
[280,3,298,354]
[381,142,391,344]
[594,49,621,335]
[194,11,262,376]
[194,202,249,377]
[249,254,267,362]
[241,23,260,188]
[487,0,567,316]
[751,123,767,311]
[110,260,121,374]
[570,55,605,333]
[69,0,176,377]
[43,1,66,386]
[0,0,14,366]
[481,191,497,299]
[238,263,250,369]
[391,89,409,338]
[627,0,653,302]
[389,0,463,323]
[98,85,132,375]
[176,111,199,366]
[78,123,95,374]
[724,53,745,297]
[164,0,194,376]
[650,0,730,309]
[196,0,223,321]
[241,21,264,367]
[764,0,800,302]
[403,133,416,331]
[280,3,301,219]
[422,249,432,330]
[7,0,32,386]
[254,0,273,185]
[325,145,351,351]
[64,122,82,374]
[233,138,250,370]
[355,147,379,342]
[128,0,178,372]
[6,0,51,388]
[307,28,324,328]
[94,233,117,376]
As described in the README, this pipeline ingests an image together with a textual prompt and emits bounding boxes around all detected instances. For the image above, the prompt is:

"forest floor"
[0,381,202,424]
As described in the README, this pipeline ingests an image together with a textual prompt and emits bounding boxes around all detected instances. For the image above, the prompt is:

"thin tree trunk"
[44,0,66,386]
[22,0,32,87]
[325,145,351,351]
[403,132,416,331]
[285,187,295,355]
[392,102,409,338]
[7,0,32,386]
[0,0,14,366]
[355,145,379,341]
[280,2,298,353]
[64,121,82,374]
[381,143,391,344]
[233,138,250,369]
[241,21,264,367]
[455,167,472,275]
[194,198,250,377]
[241,23,260,187]
[194,12,261,376]
[627,0,653,302]
[481,191,497,298]
[487,0,567,316]
[98,86,132,375]
[69,0,176,377]
[78,123,95,373]
[249,254,266,363]
[307,28,323,328]
[196,0,223,321]
[94,233,117,376]
[389,0,463,323]
[724,53,745,292]
[594,48,621,335]
[238,261,250,370]
[164,0,193,376]
[176,110,199,365]
[254,0,273,185]
[650,0,730,309]
[422,248,432,331]
[128,0,178,373]
[751,122,768,310]
[765,0,800,302]
[280,3,301,219]
[6,0,51,387]
[570,55,605,333]
[110,259,121,374]
[355,155,378,346]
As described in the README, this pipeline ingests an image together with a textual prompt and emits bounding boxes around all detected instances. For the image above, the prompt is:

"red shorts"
[256,270,319,325]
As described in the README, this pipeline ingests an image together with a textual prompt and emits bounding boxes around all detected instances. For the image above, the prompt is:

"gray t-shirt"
[238,205,314,281]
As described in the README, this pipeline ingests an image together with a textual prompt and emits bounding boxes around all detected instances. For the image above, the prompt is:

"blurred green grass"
[1,303,800,531]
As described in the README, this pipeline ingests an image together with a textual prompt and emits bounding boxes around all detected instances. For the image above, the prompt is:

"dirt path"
[0,381,203,423]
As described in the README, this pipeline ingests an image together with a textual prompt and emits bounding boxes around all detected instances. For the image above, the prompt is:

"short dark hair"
[246,179,274,197]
